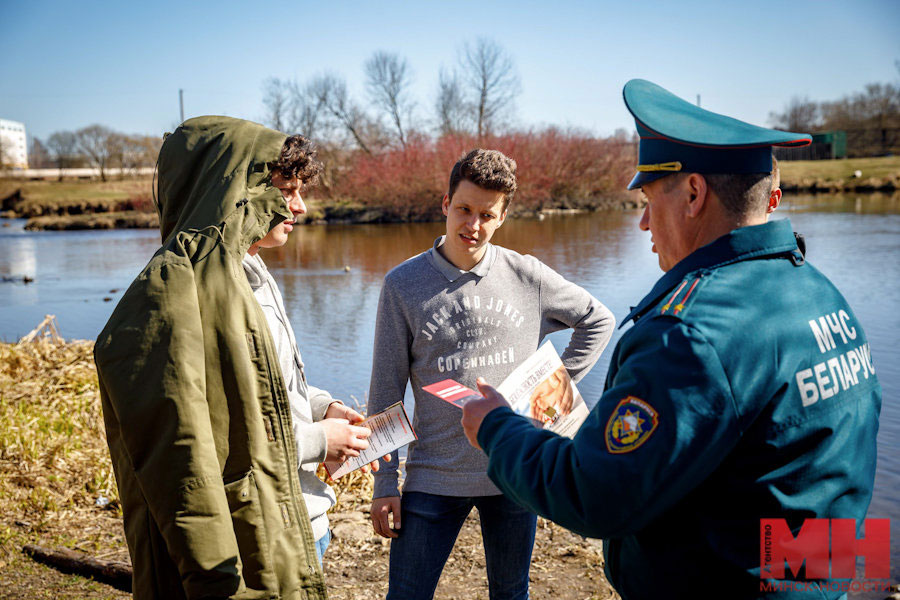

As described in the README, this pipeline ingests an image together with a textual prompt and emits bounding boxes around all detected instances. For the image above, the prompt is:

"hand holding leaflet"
[324,402,416,479]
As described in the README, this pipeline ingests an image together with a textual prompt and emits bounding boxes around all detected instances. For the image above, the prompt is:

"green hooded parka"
[95,116,327,599]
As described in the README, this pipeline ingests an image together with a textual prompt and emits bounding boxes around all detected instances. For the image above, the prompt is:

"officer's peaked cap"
[624,79,812,190]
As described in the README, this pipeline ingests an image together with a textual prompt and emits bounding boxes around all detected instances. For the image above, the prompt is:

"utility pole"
[179,89,184,123]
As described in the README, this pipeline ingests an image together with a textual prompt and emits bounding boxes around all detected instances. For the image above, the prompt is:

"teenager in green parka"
[95,116,341,599]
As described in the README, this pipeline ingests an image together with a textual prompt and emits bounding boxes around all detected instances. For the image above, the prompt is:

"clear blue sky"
[2,0,898,143]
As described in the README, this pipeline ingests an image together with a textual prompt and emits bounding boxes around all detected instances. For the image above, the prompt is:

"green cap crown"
[623,79,811,189]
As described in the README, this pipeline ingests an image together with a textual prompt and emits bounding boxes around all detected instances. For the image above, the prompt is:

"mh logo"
[760,518,890,580]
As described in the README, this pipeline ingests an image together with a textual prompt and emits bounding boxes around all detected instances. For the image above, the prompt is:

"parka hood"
[156,116,290,251]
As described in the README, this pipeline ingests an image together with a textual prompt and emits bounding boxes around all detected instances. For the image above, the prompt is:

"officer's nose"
[639,205,650,231]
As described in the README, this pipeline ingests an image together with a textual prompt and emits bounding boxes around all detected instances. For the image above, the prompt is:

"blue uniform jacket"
[477,220,881,599]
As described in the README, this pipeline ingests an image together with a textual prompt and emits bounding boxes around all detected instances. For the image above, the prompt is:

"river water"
[0,193,897,586]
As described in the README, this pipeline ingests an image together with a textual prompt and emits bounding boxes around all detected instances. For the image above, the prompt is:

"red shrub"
[316,129,636,219]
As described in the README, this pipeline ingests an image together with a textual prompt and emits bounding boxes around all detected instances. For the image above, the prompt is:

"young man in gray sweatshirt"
[368,149,615,600]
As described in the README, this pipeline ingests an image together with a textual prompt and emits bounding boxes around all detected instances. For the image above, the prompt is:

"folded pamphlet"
[324,401,417,479]
[422,379,481,408]
[424,341,589,438]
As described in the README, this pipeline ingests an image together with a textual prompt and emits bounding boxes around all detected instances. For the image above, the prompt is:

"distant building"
[0,119,28,169]
[774,131,847,161]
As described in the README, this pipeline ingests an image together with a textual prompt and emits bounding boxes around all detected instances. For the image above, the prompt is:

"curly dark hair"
[448,149,518,210]
[270,134,324,186]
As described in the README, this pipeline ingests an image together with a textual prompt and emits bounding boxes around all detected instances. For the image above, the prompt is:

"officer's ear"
[767,188,782,214]
[685,173,708,219]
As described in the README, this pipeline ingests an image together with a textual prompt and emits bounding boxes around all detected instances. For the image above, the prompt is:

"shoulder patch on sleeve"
[605,396,659,454]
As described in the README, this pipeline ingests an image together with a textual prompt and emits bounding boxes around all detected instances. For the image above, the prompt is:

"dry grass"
[0,340,616,599]
[0,339,127,599]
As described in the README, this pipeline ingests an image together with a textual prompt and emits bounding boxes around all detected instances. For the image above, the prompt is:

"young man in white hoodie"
[242,134,373,563]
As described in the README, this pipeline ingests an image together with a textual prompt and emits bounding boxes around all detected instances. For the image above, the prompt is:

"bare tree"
[46,131,80,179]
[106,133,128,172]
[114,134,161,172]
[262,77,290,132]
[139,135,164,168]
[29,137,52,169]
[286,79,328,140]
[458,38,520,137]
[435,67,470,136]
[365,51,415,147]
[821,83,900,155]
[75,124,117,181]
[261,77,327,140]
[769,96,820,132]
[309,73,373,154]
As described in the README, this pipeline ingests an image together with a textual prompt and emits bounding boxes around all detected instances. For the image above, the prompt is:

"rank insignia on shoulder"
[660,276,704,317]
[605,396,659,454]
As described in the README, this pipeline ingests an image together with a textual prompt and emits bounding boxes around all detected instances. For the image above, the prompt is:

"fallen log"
[23,544,132,592]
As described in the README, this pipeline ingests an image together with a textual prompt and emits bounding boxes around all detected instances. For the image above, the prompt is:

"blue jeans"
[386,491,537,600]
[314,529,331,565]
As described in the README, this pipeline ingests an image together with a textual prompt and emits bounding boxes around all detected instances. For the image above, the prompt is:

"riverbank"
[0,339,617,599]
[779,156,900,192]
[1,178,642,230]
[2,155,898,230]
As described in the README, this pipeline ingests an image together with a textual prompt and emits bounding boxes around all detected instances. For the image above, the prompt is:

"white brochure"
[496,340,589,438]
[324,401,417,479]
[424,341,588,438]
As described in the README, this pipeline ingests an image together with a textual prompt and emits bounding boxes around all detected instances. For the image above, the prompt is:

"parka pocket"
[223,470,276,593]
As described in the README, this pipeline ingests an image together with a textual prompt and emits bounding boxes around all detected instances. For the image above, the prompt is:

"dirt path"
[324,507,617,600]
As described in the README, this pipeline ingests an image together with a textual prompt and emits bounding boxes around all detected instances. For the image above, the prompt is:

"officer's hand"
[371,496,401,538]
[320,418,371,463]
[461,378,510,450]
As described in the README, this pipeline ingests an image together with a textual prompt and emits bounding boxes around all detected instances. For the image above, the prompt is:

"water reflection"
[263,222,445,281]
[0,221,159,340]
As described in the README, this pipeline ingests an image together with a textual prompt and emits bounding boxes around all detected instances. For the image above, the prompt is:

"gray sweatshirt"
[243,253,336,541]
[368,237,615,499]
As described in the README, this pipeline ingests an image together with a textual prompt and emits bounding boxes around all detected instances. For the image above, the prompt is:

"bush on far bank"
[321,129,637,220]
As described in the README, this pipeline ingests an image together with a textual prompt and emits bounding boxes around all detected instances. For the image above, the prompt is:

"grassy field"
[0,178,154,217]
[778,155,900,187]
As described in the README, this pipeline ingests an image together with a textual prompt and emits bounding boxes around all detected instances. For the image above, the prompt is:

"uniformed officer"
[460,79,882,598]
